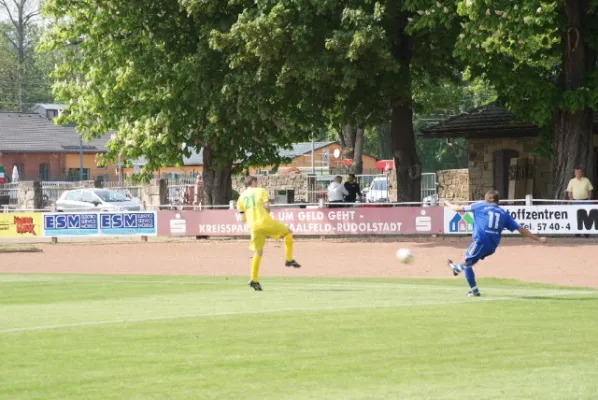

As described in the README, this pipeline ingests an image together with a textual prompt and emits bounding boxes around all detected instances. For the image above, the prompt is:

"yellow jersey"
[237,187,272,230]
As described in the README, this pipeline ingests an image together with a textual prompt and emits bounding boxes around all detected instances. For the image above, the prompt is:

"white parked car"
[365,177,389,203]
[55,188,142,212]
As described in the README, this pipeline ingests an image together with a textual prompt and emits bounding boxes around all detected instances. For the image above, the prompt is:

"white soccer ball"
[396,248,414,264]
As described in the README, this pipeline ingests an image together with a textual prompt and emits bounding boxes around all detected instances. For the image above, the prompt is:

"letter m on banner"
[577,209,598,231]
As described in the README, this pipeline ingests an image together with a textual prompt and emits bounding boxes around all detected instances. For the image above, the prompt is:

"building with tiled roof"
[0,106,115,182]
[126,141,379,177]
[420,103,598,200]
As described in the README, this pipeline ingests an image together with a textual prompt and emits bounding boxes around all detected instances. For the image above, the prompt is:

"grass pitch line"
[1,291,594,334]
[0,277,595,295]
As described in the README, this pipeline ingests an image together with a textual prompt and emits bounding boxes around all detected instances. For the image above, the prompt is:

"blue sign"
[43,213,99,236]
[99,212,156,236]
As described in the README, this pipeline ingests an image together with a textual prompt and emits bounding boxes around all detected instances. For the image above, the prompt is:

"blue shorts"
[464,241,496,266]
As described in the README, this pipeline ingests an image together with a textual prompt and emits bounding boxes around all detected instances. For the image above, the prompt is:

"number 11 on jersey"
[244,194,256,210]
[487,211,500,229]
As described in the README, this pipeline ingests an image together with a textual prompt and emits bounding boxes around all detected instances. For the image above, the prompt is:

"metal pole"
[79,136,84,181]
[118,154,122,185]
[311,136,315,175]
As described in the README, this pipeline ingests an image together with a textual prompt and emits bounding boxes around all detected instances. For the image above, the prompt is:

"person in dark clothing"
[344,174,362,204]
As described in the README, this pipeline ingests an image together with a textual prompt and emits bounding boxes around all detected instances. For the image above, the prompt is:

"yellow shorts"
[249,219,289,252]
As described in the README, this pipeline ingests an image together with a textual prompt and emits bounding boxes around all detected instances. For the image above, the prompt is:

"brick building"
[0,108,115,182]
[421,104,598,201]
[125,141,379,177]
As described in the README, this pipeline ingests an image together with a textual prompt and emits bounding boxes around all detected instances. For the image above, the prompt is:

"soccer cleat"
[466,290,481,297]
[447,259,461,276]
[248,280,263,291]
[285,260,301,268]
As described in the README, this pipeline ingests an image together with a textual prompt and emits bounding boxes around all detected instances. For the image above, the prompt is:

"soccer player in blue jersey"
[444,190,547,297]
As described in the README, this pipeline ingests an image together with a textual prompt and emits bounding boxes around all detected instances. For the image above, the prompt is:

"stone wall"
[232,174,307,203]
[140,179,167,209]
[437,169,469,201]
[18,181,42,210]
[387,169,397,202]
[468,137,552,200]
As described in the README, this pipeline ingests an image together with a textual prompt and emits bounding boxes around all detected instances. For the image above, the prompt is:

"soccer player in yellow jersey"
[237,176,301,291]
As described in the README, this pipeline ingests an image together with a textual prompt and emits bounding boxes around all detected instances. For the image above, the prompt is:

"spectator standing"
[328,176,348,208]
[344,174,362,204]
[567,167,593,238]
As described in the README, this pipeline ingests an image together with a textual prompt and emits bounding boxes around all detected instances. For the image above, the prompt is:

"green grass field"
[1,274,597,400]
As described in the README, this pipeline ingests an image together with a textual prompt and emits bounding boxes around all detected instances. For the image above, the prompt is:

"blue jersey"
[463,202,520,248]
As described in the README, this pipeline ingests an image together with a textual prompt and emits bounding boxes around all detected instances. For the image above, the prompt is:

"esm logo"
[576,209,598,231]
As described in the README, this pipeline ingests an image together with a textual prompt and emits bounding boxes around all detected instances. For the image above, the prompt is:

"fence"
[306,174,389,203]
[2,200,598,240]
[102,181,143,200]
[421,173,437,202]
[0,183,18,206]
[41,182,89,207]
[167,184,195,206]
[306,173,438,204]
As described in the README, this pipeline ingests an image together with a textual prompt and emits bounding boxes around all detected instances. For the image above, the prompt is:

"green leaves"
[451,0,589,129]
[41,0,316,180]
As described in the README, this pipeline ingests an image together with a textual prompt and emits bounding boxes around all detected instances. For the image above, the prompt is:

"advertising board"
[43,211,157,237]
[0,213,42,238]
[157,207,444,237]
[444,204,598,235]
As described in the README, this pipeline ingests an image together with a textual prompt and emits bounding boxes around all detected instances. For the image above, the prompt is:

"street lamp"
[65,37,86,181]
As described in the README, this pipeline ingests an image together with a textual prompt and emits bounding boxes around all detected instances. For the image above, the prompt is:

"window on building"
[46,110,59,120]
[67,168,90,181]
[39,163,49,181]
[321,150,329,167]
[493,149,519,198]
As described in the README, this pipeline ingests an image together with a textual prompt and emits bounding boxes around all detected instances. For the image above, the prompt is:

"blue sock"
[463,266,478,293]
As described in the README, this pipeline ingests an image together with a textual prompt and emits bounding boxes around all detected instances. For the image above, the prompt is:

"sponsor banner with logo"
[444,205,598,235]
[0,213,42,238]
[157,207,444,237]
[43,211,157,237]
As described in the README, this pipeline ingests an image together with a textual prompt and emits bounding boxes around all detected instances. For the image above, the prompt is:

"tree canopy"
[451,0,598,198]
[209,0,464,201]
[41,0,320,204]
[0,0,53,111]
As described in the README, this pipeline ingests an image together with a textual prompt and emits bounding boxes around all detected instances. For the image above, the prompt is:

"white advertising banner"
[443,205,598,235]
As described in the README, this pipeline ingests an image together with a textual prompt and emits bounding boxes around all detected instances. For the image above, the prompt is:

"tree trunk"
[202,144,233,206]
[377,121,392,159]
[353,125,364,174]
[553,0,595,199]
[341,124,355,160]
[339,124,364,174]
[17,2,25,112]
[390,14,421,202]
[553,110,594,198]
[391,103,421,202]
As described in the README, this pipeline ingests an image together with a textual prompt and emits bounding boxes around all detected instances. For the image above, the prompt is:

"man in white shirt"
[327,176,348,208]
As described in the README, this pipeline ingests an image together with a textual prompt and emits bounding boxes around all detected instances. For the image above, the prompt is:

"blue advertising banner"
[43,213,99,236]
[99,212,157,236]
[42,211,157,237]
